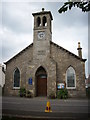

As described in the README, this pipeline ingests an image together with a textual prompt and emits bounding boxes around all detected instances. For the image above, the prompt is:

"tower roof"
[32,8,53,20]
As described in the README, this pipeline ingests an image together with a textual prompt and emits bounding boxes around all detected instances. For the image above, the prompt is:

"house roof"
[4,41,86,64]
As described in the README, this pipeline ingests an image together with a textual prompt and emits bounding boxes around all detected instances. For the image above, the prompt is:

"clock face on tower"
[38,31,45,39]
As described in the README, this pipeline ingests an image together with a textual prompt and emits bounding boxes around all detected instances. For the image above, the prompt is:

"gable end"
[50,41,86,62]
[4,43,33,64]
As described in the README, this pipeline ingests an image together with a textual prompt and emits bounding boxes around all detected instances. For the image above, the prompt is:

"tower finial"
[42,8,45,11]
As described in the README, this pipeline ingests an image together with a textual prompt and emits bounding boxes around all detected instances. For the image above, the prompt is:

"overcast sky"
[0,2,88,77]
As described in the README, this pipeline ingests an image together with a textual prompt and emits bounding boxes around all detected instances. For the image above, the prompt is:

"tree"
[58,1,90,13]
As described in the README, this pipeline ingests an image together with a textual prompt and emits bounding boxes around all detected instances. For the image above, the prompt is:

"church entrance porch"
[35,66,47,96]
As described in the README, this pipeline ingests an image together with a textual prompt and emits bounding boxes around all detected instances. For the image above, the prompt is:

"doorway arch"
[35,66,47,96]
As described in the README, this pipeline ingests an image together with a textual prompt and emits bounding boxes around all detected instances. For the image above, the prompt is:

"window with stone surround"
[13,68,20,89]
[66,66,76,89]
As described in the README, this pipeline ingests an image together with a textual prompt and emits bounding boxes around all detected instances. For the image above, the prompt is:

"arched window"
[66,66,76,89]
[37,17,41,27]
[13,68,20,88]
[42,16,47,26]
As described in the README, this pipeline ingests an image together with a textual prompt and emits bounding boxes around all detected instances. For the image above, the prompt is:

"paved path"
[2,96,89,119]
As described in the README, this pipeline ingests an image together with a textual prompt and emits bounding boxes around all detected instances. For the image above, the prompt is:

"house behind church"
[0,64,5,88]
[4,8,86,97]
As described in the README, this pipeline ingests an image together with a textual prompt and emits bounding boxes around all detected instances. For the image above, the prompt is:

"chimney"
[77,42,82,58]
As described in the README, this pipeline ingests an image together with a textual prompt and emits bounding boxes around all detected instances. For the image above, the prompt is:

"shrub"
[57,88,68,99]
[19,87,26,97]
[48,92,56,99]
[26,90,33,98]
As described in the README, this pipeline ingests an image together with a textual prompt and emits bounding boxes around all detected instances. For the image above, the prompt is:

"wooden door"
[37,76,47,96]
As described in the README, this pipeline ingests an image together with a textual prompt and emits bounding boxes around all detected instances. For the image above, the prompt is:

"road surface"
[2,96,89,120]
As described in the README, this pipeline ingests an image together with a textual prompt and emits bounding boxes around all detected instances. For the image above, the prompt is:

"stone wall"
[25,57,56,97]
[4,45,33,96]
[4,44,57,97]
[4,42,86,97]
[50,42,86,97]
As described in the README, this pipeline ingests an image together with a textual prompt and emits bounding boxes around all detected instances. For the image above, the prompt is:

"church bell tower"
[32,8,53,61]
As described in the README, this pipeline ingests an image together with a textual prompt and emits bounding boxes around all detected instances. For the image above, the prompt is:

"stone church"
[4,8,86,97]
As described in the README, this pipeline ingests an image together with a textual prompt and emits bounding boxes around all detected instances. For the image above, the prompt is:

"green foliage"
[58,1,90,13]
[26,90,33,98]
[57,89,68,99]
[48,92,56,99]
[19,87,26,97]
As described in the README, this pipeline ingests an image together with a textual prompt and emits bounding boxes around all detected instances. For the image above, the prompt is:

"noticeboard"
[57,83,64,89]
[28,78,32,85]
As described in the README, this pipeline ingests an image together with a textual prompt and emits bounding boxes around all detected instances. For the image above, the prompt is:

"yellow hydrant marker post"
[45,101,52,112]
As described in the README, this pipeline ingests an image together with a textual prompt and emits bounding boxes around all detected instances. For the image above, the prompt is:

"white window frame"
[66,66,76,89]
[13,68,20,89]
[13,87,20,90]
